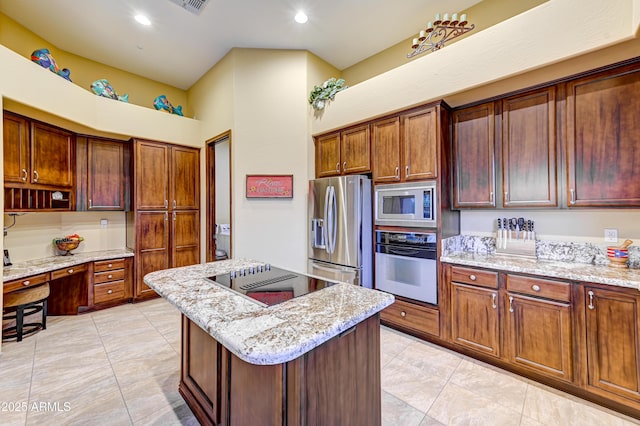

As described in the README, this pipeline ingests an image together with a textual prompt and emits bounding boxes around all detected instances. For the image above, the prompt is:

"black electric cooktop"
[207,265,337,306]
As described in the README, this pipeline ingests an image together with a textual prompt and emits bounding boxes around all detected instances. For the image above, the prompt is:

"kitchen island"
[144,259,394,426]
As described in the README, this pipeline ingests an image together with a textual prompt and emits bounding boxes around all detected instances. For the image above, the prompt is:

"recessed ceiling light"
[294,11,308,24]
[134,14,151,26]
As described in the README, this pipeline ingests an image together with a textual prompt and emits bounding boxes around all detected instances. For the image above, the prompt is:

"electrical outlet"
[604,228,618,243]
[100,218,108,228]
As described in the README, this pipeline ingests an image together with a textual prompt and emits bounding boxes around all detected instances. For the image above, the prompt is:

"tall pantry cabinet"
[127,139,200,300]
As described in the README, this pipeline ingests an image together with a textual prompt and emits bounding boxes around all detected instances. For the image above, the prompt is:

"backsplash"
[442,235,640,269]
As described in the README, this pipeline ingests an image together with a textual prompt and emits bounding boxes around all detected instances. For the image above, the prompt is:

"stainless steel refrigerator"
[307,175,372,288]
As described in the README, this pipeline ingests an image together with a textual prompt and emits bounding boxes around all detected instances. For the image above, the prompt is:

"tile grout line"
[23,337,37,426]
[90,311,134,426]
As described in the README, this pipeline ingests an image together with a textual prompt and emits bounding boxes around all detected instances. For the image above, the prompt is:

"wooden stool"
[2,283,50,342]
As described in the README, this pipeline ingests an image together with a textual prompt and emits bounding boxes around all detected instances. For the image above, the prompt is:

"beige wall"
[0,13,190,116]
[342,0,548,86]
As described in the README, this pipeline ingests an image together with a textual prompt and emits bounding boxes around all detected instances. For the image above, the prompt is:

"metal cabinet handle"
[107,289,113,294]
[509,296,514,313]
[107,274,113,279]
[400,311,406,317]
[343,161,347,171]
[164,199,168,208]
[588,290,595,310]
[490,191,494,204]
[395,166,399,178]
[469,274,476,281]
[68,269,74,274]
[89,199,93,209]
[570,188,576,205]
[336,162,340,173]
[33,170,39,182]
[491,293,497,309]
[173,200,177,209]
[23,280,30,286]
[405,165,409,177]
[172,212,176,220]
[108,263,113,268]
[504,191,508,201]
[21,169,28,181]
[532,284,541,292]
[164,212,168,221]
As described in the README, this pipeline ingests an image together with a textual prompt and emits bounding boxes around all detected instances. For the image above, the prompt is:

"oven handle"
[387,247,424,257]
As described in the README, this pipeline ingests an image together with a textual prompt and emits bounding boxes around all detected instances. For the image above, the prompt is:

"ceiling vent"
[168,0,209,15]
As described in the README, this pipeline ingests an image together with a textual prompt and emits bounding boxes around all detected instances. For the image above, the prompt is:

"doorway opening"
[206,131,232,262]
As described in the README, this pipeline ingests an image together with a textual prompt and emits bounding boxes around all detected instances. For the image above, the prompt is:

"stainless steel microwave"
[374,181,437,228]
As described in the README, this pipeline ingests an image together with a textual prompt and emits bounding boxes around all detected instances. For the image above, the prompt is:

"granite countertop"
[143,259,394,366]
[3,248,134,282]
[441,252,640,290]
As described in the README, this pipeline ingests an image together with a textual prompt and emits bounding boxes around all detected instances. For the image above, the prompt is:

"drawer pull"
[68,269,74,274]
[107,274,113,279]
[509,296,514,313]
[400,311,406,317]
[23,280,30,286]
[107,289,113,294]
[108,263,113,268]
[469,274,476,281]
[492,293,497,309]
[531,284,541,292]
[588,291,595,310]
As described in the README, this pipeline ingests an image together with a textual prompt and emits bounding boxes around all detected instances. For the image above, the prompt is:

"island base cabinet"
[180,314,381,426]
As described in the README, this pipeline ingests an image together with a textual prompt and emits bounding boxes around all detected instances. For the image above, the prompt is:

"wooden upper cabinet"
[585,286,640,403]
[372,106,439,183]
[135,140,169,210]
[315,132,341,177]
[404,107,438,181]
[502,87,558,207]
[171,145,200,210]
[314,125,370,178]
[3,112,29,184]
[453,102,496,208]
[566,64,640,207]
[372,117,401,182]
[87,139,125,210]
[30,122,75,187]
[341,124,370,175]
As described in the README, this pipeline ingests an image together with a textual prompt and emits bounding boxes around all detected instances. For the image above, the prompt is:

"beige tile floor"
[0,298,638,426]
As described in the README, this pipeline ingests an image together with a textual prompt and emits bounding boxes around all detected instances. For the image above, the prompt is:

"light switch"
[100,218,108,228]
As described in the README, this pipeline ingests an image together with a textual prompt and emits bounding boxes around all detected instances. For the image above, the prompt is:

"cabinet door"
[372,117,401,183]
[315,132,341,178]
[502,88,557,207]
[453,103,496,208]
[3,112,30,184]
[31,122,75,187]
[135,211,169,298]
[403,107,438,181]
[171,146,200,210]
[505,293,572,381]
[172,210,200,268]
[566,65,640,206]
[451,281,500,357]
[87,139,124,210]
[341,124,370,175]
[585,287,640,402]
[135,140,169,210]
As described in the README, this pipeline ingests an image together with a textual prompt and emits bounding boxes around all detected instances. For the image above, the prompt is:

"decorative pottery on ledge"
[31,48,72,81]
[153,95,183,116]
[90,79,129,102]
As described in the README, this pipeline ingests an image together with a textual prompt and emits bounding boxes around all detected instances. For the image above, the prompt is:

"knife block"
[495,233,537,259]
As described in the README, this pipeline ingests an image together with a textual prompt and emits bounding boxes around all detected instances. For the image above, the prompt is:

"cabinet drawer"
[451,266,498,289]
[94,269,125,284]
[94,280,125,304]
[51,263,87,280]
[3,273,50,293]
[507,274,571,302]
[94,258,125,272]
[381,299,440,337]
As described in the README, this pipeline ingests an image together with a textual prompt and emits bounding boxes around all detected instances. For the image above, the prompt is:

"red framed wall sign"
[246,175,293,198]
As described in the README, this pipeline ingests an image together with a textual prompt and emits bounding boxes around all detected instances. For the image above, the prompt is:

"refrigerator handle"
[323,186,331,254]
[330,185,337,254]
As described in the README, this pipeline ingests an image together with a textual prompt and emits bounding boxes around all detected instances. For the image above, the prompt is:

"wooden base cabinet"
[584,287,640,404]
[180,314,381,426]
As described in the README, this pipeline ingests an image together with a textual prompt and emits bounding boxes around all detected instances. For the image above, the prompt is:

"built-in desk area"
[3,249,134,316]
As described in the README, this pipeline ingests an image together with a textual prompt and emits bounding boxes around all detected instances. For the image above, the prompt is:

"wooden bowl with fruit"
[53,234,84,256]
